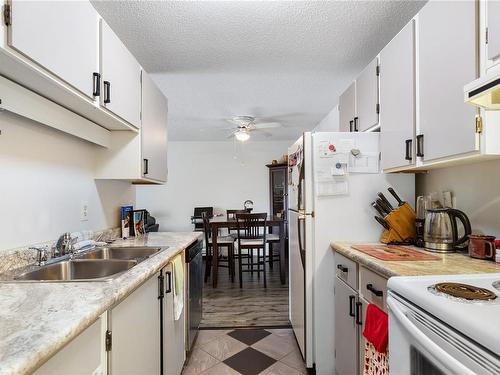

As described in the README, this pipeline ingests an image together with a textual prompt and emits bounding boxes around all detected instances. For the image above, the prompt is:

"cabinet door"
[358,297,370,375]
[380,21,416,170]
[8,1,98,99]
[487,0,500,63]
[163,262,186,375]
[339,82,356,132]
[356,58,379,132]
[142,71,168,182]
[110,272,161,375]
[418,1,477,162]
[101,20,142,128]
[34,318,103,375]
[334,278,358,375]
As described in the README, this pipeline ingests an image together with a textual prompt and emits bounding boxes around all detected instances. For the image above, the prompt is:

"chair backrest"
[192,207,213,231]
[235,213,267,246]
[226,209,246,221]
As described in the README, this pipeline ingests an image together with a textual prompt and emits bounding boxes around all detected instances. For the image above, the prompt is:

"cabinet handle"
[165,271,172,294]
[103,81,111,104]
[143,158,149,175]
[337,264,348,273]
[349,295,355,317]
[354,117,359,132]
[158,272,164,300]
[92,72,101,97]
[355,302,362,325]
[416,134,424,157]
[404,139,413,161]
[366,283,383,297]
[349,120,354,132]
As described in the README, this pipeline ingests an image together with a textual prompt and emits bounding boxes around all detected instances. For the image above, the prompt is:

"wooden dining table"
[208,215,286,288]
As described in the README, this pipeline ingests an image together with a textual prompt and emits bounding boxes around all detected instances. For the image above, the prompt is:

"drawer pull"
[337,264,348,273]
[349,295,355,317]
[366,283,383,297]
[355,302,362,325]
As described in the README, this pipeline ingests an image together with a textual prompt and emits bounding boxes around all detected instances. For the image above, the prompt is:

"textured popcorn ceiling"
[91,1,425,141]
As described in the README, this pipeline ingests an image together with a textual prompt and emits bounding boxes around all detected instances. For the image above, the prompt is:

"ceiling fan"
[225,116,282,142]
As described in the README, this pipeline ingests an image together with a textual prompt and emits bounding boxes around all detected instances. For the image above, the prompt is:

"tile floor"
[182,328,307,375]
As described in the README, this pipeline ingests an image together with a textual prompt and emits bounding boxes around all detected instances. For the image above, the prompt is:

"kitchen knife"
[371,201,386,217]
[388,187,404,206]
[377,192,394,211]
[376,198,392,215]
[374,216,390,230]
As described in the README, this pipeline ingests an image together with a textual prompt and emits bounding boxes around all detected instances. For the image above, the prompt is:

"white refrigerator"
[288,132,414,375]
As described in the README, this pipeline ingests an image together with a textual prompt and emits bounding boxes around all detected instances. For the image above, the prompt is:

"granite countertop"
[331,242,500,279]
[0,232,202,375]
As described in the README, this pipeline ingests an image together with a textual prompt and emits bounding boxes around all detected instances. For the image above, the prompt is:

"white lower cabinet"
[334,253,388,375]
[109,272,162,375]
[163,262,186,375]
[334,277,359,375]
[33,317,104,375]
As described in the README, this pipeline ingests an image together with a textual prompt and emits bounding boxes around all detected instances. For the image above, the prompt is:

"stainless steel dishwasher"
[185,239,203,352]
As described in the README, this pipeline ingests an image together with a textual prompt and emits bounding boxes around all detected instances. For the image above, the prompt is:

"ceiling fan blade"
[253,122,282,129]
[226,132,235,139]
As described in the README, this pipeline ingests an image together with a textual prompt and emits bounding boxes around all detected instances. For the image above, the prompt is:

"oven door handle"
[387,296,477,375]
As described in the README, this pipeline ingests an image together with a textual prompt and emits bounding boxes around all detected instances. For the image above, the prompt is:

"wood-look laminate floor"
[201,257,289,328]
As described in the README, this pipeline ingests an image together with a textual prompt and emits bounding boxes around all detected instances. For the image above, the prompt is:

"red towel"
[362,304,388,353]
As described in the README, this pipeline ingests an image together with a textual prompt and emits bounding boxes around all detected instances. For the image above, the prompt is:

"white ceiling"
[91,1,425,141]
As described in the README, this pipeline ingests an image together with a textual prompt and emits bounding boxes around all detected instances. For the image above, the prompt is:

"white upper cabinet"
[417,0,478,162]
[101,20,142,128]
[339,82,356,132]
[380,21,416,170]
[486,0,500,66]
[355,57,379,132]
[142,72,168,182]
[7,1,99,99]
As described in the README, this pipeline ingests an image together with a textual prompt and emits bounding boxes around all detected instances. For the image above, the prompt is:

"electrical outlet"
[80,202,89,222]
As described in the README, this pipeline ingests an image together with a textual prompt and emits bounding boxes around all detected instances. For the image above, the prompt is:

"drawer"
[334,252,358,290]
[359,266,388,312]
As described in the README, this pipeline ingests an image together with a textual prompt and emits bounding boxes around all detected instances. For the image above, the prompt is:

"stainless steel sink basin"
[15,259,137,282]
[75,246,161,262]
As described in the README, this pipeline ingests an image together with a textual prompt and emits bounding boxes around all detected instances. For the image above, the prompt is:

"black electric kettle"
[424,208,472,252]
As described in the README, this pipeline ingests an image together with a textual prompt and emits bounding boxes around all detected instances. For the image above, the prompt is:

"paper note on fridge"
[348,151,380,174]
[316,176,349,196]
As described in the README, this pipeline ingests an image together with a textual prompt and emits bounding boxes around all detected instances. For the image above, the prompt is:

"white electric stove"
[387,273,500,375]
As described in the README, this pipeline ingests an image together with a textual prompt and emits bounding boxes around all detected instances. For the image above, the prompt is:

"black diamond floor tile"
[223,347,276,375]
[227,329,271,346]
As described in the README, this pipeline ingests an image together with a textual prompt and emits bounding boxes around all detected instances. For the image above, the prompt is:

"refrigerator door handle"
[297,215,306,268]
[297,162,305,211]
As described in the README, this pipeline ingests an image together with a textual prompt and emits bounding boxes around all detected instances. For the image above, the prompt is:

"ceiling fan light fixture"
[235,129,250,142]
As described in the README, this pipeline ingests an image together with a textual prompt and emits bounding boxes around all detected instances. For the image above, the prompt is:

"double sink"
[13,246,165,282]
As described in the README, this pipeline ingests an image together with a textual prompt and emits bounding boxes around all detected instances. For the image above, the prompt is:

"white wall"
[0,112,135,251]
[136,140,291,231]
[416,159,500,237]
[313,106,339,132]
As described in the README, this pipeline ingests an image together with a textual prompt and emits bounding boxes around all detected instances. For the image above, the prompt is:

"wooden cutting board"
[352,245,440,261]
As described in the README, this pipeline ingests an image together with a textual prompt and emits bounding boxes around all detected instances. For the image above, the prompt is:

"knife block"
[380,204,417,244]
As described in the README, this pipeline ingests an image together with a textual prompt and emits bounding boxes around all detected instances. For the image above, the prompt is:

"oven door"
[388,292,500,375]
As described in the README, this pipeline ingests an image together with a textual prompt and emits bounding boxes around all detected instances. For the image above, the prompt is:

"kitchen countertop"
[0,232,202,375]
[331,242,500,279]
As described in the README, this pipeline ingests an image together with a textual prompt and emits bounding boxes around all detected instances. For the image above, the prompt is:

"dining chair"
[202,212,235,283]
[191,207,213,232]
[235,213,268,288]
[266,230,281,269]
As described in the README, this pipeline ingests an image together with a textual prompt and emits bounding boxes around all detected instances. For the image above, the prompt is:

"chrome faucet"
[30,246,48,266]
[55,232,75,257]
